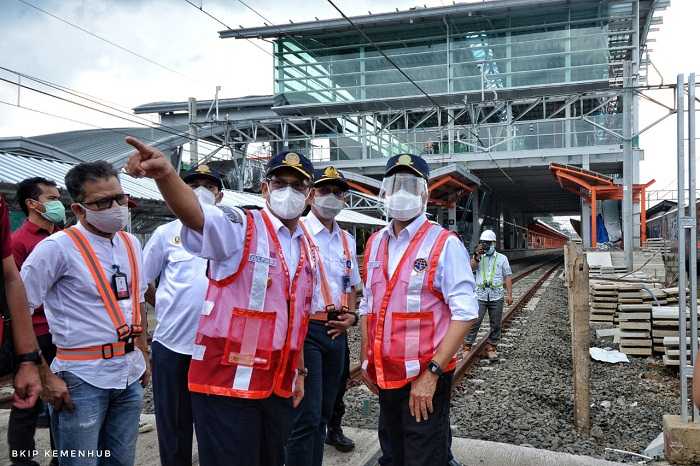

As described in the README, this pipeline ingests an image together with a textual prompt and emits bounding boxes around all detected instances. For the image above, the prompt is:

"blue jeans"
[151,341,193,466]
[286,322,346,466]
[49,372,144,466]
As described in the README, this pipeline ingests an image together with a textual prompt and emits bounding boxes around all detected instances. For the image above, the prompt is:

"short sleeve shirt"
[474,252,512,302]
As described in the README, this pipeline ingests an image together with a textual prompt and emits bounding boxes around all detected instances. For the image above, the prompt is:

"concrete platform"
[0,412,628,466]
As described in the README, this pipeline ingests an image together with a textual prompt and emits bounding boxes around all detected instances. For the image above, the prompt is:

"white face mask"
[384,190,425,221]
[194,186,216,206]
[268,186,308,220]
[313,194,345,220]
[82,204,129,234]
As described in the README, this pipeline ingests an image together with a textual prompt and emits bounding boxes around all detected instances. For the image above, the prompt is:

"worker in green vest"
[464,230,512,360]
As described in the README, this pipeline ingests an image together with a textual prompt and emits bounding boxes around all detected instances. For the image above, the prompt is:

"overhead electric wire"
[0,76,225,151]
[183,0,273,57]
[15,0,199,84]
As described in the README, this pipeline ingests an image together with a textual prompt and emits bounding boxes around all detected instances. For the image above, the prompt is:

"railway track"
[348,256,563,385]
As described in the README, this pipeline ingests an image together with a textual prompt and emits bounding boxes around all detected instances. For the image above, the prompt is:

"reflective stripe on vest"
[402,225,443,378]
[479,253,502,289]
[118,231,142,332]
[56,341,132,361]
[232,211,271,392]
[64,228,139,341]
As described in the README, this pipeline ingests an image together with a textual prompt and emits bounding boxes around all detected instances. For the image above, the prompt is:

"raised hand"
[124,137,175,180]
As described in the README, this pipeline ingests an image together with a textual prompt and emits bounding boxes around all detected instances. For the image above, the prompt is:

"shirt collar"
[303,211,339,238]
[24,219,51,236]
[262,207,303,240]
[385,214,428,241]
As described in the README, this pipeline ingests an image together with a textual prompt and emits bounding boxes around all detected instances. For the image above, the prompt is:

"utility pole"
[188,97,199,166]
[622,61,634,271]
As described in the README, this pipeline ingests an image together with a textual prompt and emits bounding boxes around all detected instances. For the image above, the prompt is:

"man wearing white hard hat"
[464,229,512,360]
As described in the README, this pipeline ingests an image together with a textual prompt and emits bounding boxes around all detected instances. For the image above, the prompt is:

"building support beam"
[623,60,635,270]
[471,189,480,251]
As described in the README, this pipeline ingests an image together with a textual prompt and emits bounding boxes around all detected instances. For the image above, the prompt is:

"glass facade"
[274,5,613,105]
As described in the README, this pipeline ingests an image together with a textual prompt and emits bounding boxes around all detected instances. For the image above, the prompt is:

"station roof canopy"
[549,162,654,203]
[428,164,480,207]
[222,0,667,48]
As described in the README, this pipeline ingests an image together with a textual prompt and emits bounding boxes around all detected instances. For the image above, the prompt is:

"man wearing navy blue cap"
[125,139,317,466]
[358,154,478,466]
[286,166,361,466]
[143,164,225,466]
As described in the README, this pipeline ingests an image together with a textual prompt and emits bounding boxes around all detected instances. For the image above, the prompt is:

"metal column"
[677,73,690,422]
[188,97,198,165]
[623,61,634,271]
[471,189,480,251]
[688,74,699,421]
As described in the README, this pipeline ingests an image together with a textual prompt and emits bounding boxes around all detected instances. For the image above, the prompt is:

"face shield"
[379,173,428,221]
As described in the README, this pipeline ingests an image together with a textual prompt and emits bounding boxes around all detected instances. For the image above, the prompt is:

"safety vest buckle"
[324,304,337,313]
[101,343,115,360]
[116,324,131,341]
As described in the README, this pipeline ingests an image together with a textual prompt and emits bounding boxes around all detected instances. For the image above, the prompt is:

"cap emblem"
[323,166,339,178]
[283,152,302,167]
[398,154,413,166]
[196,164,211,174]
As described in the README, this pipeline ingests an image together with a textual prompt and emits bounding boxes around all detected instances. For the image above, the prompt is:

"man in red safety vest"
[125,137,317,466]
[359,153,479,466]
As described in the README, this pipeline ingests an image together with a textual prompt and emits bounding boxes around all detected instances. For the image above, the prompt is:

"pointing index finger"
[125,136,153,155]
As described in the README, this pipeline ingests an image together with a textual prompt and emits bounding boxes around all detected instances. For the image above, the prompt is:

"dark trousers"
[327,333,350,432]
[465,299,504,345]
[8,333,56,465]
[152,341,193,466]
[192,392,293,466]
[377,372,453,466]
[286,322,346,466]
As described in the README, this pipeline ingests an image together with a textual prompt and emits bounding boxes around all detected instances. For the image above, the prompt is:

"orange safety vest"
[299,221,354,312]
[57,227,142,361]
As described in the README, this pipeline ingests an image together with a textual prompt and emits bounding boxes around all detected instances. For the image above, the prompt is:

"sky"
[0,0,695,194]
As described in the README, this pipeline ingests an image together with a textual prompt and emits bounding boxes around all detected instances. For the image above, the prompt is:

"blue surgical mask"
[486,244,496,256]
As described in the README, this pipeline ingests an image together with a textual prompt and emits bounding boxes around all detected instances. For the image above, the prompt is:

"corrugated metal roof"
[133,95,278,115]
[0,153,387,226]
[0,152,163,201]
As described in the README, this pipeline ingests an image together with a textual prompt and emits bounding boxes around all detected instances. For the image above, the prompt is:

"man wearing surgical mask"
[287,167,361,466]
[10,177,65,466]
[125,139,316,466]
[358,154,478,466]
[143,165,224,466]
[20,161,149,466]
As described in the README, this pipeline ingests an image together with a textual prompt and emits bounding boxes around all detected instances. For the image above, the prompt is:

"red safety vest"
[58,227,142,361]
[188,209,315,399]
[362,221,455,389]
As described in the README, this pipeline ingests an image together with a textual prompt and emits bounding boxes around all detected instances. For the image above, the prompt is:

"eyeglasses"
[316,185,346,197]
[267,177,310,193]
[82,194,129,211]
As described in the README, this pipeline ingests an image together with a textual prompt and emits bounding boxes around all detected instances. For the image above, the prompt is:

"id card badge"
[111,268,130,301]
[342,274,351,293]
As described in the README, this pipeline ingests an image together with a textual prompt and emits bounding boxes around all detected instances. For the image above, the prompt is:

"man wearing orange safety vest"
[286,167,361,466]
[125,137,316,466]
[20,161,149,466]
[359,154,479,466]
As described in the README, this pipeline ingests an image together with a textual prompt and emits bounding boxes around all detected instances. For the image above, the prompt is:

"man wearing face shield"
[464,230,513,361]
[125,138,316,466]
[19,161,150,465]
[358,154,478,466]
[142,164,224,466]
[286,167,360,466]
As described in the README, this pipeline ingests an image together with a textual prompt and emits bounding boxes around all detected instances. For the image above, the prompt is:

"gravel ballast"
[342,270,681,464]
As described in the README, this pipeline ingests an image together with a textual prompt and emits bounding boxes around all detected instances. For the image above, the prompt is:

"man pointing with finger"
[359,154,478,466]
[125,137,316,466]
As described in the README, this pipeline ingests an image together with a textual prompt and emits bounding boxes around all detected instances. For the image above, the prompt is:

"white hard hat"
[480,230,497,242]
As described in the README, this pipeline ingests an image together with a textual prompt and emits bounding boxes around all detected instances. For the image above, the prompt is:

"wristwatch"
[297,367,309,377]
[15,350,42,366]
[427,360,443,377]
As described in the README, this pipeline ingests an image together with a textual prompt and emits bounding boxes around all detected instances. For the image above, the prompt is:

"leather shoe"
[326,428,355,452]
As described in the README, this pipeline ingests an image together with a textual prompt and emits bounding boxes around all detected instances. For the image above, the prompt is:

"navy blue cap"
[182,164,224,190]
[266,150,314,180]
[313,166,349,190]
[384,154,429,179]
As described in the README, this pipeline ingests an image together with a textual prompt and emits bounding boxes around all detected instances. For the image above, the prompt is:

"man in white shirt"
[286,167,361,466]
[359,154,478,466]
[21,161,149,466]
[143,165,224,466]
